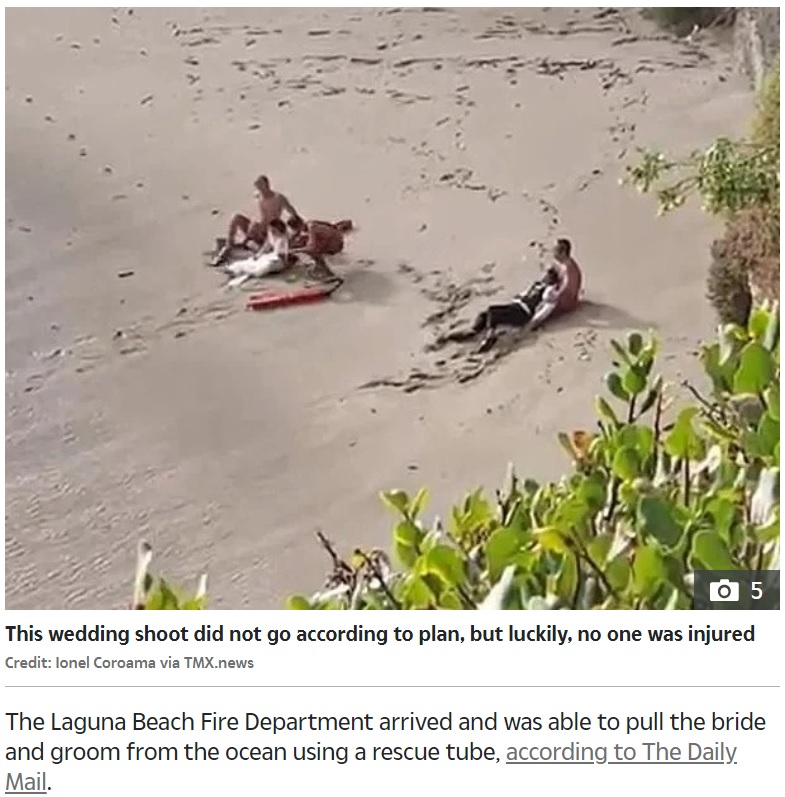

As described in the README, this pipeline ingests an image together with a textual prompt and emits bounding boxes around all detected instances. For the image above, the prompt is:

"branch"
[353,548,402,609]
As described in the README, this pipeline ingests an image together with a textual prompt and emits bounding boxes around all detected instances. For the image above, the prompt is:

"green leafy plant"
[289,306,779,610]
[627,65,779,325]
[132,541,207,610]
[625,137,779,217]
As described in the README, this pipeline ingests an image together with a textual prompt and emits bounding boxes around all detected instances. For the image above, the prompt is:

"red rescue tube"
[246,280,342,311]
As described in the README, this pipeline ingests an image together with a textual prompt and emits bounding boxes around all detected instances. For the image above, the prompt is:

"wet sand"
[5,8,753,608]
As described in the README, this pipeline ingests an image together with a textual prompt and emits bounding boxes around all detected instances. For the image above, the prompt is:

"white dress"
[225,233,289,287]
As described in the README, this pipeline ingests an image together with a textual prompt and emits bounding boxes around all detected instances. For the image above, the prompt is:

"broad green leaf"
[145,579,181,610]
[438,590,464,610]
[692,531,738,571]
[664,407,705,460]
[757,414,779,457]
[619,424,655,458]
[393,541,417,568]
[605,372,630,402]
[733,341,774,394]
[622,366,647,396]
[485,526,525,582]
[618,481,638,507]
[612,446,641,480]
[701,343,733,393]
[393,520,421,567]
[180,597,208,610]
[587,534,612,564]
[554,553,578,601]
[423,545,465,587]
[286,595,312,610]
[400,574,435,608]
[576,473,607,512]
[534,527,569,553]
[638,495,682,547]
[606,557,631,592]
[554,495,592,529]
[633,544,666,596]
[409,487,429,520]
[748,306,770,342]
[461,490,495,530]
[705,496,737,544]
[394,519,422,549]
[628,332,644,356]
[381,489,410,515]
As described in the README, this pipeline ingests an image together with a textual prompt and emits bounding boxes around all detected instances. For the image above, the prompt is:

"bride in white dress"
[224,219,290,288]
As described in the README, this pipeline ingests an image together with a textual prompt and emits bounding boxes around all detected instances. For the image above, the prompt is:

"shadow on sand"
[332,264,396,305]
[551,299,657,333]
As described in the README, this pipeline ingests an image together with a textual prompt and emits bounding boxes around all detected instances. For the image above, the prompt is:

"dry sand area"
[6,7,754,608]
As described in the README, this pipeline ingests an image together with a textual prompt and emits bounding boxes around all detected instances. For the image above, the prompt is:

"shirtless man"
[528,237,583,330]
[210,175,299,266]
[286,216,353,280]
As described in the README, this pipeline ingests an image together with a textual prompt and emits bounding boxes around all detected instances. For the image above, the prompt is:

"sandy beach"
[5,7,754,609]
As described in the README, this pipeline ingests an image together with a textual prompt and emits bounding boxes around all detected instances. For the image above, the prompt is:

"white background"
[2,610,781,796]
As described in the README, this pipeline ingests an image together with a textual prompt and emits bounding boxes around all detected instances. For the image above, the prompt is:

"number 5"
[751,582,763,600]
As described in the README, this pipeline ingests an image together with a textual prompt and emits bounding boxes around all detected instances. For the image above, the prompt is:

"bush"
[287,307,779,611]
[748,65,780,302]
[642,8,734,37]
[710,206,779,323]
[627,64,779,326]
[708,222,754,326]
[704,65,780,320]
[752,65,780,151]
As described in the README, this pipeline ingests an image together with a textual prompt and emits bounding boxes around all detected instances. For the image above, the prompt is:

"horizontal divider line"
[5,684,779,689]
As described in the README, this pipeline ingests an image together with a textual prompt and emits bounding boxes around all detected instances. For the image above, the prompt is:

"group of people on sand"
[211,175,583,350]
[210,174,352,287]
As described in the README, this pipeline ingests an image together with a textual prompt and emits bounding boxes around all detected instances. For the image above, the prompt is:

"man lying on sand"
[443,238,583,352]
[287,216,353,281]
[211,175,299,267]
[223,219,290,288]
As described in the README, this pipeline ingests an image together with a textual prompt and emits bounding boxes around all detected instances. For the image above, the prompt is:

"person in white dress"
[224,219,290,288]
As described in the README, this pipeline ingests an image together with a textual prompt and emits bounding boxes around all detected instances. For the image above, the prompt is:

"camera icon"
[709,579,740,602]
